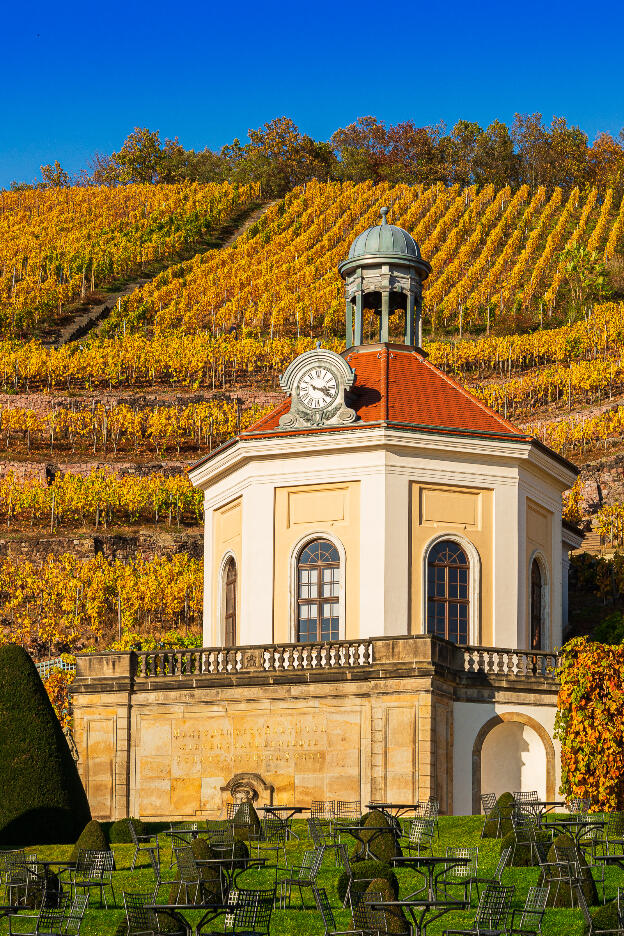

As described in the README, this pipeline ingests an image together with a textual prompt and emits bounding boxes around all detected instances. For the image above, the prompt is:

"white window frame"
[422,533,481,646]
[289,532,346,643]
[218,550,238,647]
[528,549,550,651]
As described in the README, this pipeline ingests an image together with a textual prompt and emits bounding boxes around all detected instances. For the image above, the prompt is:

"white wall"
[453,701,560,815]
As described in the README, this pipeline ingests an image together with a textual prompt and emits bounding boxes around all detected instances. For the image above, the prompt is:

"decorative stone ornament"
[278,348,357,429]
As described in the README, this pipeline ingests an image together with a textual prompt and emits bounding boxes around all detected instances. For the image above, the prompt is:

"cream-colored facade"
[71,212,584,820]
[192,425,576,653]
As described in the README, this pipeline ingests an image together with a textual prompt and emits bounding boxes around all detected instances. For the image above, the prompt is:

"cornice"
[189,423,575,492]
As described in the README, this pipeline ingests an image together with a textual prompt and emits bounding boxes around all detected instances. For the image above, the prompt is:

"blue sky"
[2,0,623,188]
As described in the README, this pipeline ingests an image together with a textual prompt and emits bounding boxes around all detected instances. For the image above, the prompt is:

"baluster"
[292,647,300,669]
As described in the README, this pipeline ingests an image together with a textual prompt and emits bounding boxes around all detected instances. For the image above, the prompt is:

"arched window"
[223,556,237,646]
[530,559,542,650]
[297,539,340,643]
[427,540,470,644]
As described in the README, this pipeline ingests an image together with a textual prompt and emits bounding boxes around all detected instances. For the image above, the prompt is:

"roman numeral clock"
[278,348,358,429]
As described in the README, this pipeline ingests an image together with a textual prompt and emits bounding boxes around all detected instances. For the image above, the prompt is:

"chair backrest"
[123,890,156,936]
[82,849,114,878]
[414,799,439,820]
[307,817,327,847]
[474,883,515,928]
[311,800,334,821]
[174,845,200,885]
[513,791,539,804]
[494,845,513,880]
[554,840,580,874]
[607,814,624,840]
[260,818,285,843]
[408,816,435,845]
[575,886,593,927]
[63,894,89,936]
[335,801,361,820]
[295,849,324,883]
[314,886,337,935]
[445,846,478,879]
[362,890,389,935]
[481,792,498,817]
[514,886,549,930]
[127,819,141,847]
[231,888,274,935]
[36,906,67,936]
[567,797,590,815]
[337,843,351,872]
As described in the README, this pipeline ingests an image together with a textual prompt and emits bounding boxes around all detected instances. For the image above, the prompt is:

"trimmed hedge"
[585,900,619,935]
[481,792,515,839]
[70,819,110,862]
[337,860,398,907]
[538,834,598,907]
[0,644,91,846]
[352,810,401,862]
[109,817,147,844]
[364,878,410,934]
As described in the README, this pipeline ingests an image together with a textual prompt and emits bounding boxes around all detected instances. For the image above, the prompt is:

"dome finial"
[380,206,389,225]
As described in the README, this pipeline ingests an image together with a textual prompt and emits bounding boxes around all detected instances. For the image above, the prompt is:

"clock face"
[298,367,339,410]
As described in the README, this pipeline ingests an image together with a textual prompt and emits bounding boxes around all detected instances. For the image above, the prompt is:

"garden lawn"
[0,815,605,935]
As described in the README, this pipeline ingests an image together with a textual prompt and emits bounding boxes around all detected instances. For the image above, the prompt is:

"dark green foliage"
[352,810,401,862]
[585,899,619,935]
[232,803,261,841]
[69,819,110,862]
[0,644,91,846]
[336,860,398,906]
[538,834,598,907]
[481,792,515,839]
[364,878,410,935]
[500,828,552,867]
[108,817,147,844]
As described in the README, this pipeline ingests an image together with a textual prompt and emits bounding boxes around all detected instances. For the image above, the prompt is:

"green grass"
[1,815,610,935]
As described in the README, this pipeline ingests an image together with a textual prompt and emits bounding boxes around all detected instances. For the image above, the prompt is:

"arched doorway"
[530,559,543,650]
[471,712,556,813]
[223,557,237,646]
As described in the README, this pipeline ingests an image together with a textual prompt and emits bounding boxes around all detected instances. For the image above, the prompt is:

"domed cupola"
[338,207,431,348]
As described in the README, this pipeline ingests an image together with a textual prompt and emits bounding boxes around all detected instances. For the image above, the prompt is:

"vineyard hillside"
[1,179,624,661]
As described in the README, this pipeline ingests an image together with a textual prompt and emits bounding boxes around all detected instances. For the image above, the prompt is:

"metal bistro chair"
[129,819,161,872]
[166,823,198,868]
[480,793,504,839]
[473,845,512,899]
[605,815,624,854]
[404,816,435,856]
[438,847,479,904]
[510,809,539,865]
[552,839,584,909]
[308,817,342,866]
[201,887,275,936]
[123,889,187,936]
[314,886,374,936]
[255,818,287,879]
[278,847,324,909]
[336,844,380,911]
[4,853,42,908]
[70,849,116,909]
[507,885,549,935]
[333,801,362,839]
[444,883,515,936]
[414,797,440,839]
[174,845,216,906]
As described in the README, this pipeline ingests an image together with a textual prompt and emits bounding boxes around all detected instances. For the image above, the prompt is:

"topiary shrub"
[481,792,515,839]
[70,819,110,862]
[108,817,147,844]
[352,810,401,863]
[364,878,410,934]
[538,834,598,907]
[232,803,261,842]
[499,827,552,867]
[0,645,91,846]
[585,900,619,935]
[337,860,398,907]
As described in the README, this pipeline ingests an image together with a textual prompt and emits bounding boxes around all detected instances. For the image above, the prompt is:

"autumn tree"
[40,161,71,188]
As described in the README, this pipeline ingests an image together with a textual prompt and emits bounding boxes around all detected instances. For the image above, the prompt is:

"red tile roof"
[244,344,528,441]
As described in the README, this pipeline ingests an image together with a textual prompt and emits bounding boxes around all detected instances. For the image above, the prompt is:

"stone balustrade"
[74,634,558,686]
